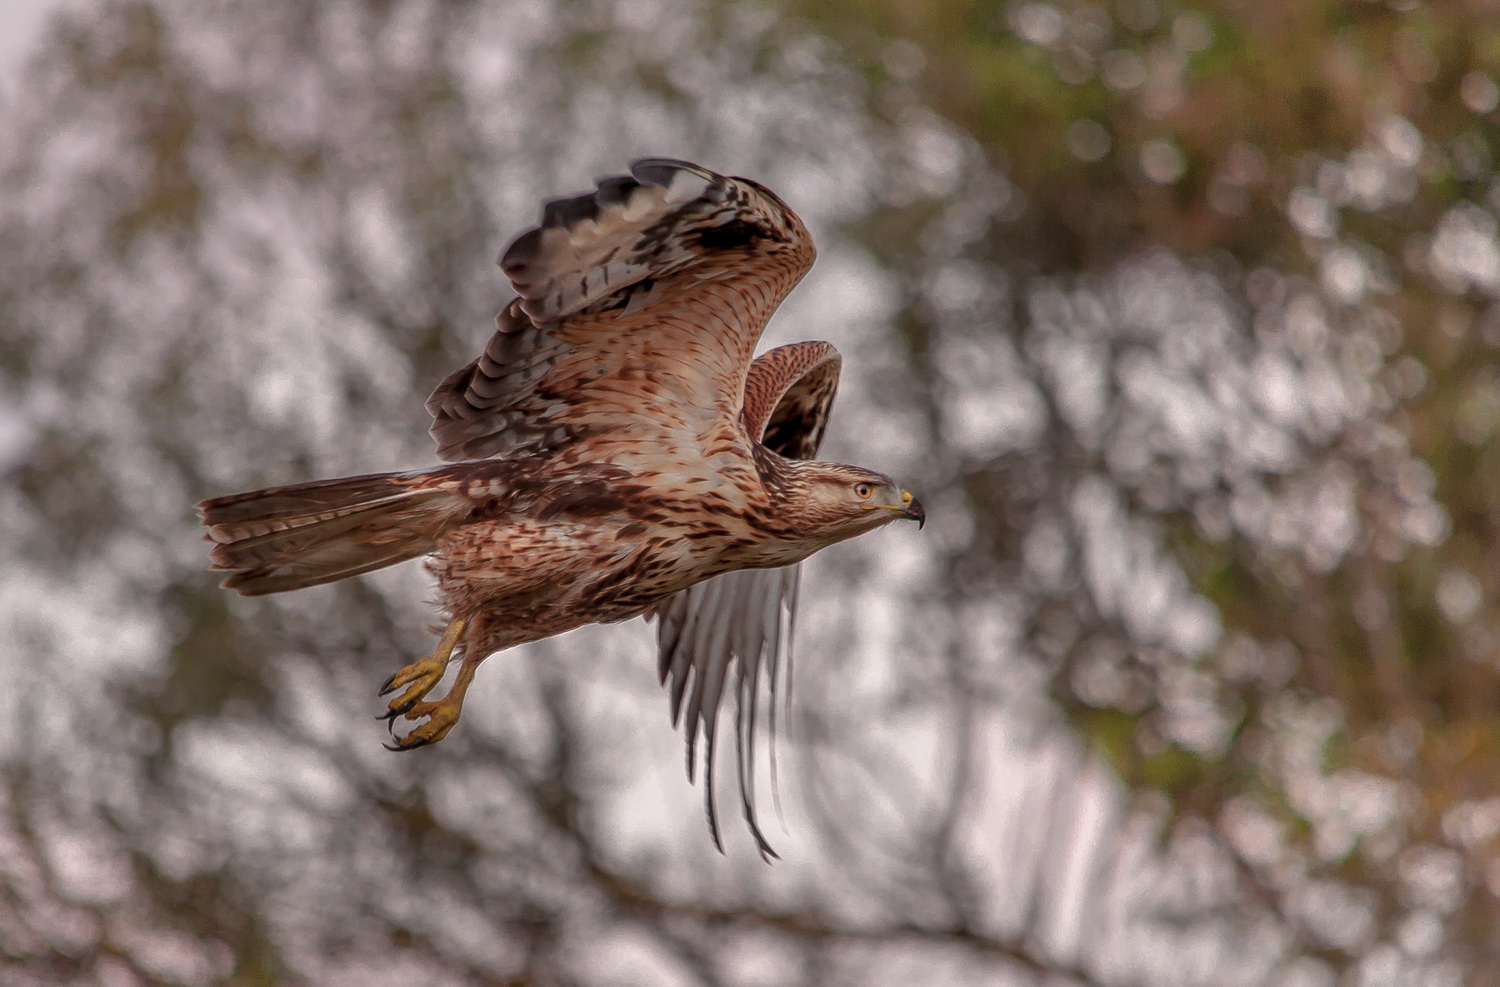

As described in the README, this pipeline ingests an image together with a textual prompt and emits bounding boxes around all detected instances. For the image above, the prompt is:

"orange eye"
[853,482,873,499]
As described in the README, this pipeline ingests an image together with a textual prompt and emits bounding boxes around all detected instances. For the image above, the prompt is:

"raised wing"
[427,159,816,463]
[740,339,841,459]
[650,341,842,857]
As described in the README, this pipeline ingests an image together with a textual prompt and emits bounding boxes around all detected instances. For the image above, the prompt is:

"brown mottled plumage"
[198,160,924,856]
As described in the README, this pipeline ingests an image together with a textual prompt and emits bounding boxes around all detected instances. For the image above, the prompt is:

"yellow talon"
[383,658,481,751]
[383,698,464,750]
[379,617,465,724]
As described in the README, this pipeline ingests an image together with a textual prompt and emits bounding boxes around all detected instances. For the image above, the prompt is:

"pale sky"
[0,0,70,87]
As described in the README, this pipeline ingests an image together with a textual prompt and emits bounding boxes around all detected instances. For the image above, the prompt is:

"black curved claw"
[377,710,408,740]
[383,734,433,753]
[377,672,403,696]
[377,696,420,722]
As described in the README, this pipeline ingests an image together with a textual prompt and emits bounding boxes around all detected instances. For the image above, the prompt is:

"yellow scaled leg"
[378,617,470,751]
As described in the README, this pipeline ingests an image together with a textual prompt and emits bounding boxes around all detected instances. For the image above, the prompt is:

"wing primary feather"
[542,191,601,229]
[630,158,716,203]
[702,714,725,854]
[731,577,765,839]
[676,582,711,757]
[736,639,760,826]
[768,566,801,824]
[593,175,639,207]
[656,604,685,685]
[739,578,774,828]
[696,613,733,763]
[695,602,733,777]
[681,576,728,780]
[650,567,803,855]
[736,667,778,860]
[697,638,733,856]
[736,601,779,860]
[758,570,785,791]
[666,592,702,727]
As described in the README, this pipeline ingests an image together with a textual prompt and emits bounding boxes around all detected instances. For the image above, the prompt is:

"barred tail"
[197,470,471,596]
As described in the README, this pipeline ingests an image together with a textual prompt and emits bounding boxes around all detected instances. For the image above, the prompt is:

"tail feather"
[197,471,471,596]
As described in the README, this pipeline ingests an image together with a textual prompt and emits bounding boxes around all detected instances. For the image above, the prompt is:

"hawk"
[198,159,924,854]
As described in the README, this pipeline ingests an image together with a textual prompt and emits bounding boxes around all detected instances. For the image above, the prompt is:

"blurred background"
[3,0,1499,983]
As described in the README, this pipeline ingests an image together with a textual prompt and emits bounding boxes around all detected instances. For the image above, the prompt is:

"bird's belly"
[430,512,737,645]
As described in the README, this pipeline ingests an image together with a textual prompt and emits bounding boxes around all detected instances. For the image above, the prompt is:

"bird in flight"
[198,159,924,854]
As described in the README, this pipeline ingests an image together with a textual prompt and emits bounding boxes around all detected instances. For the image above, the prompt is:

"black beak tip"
[905,497,926,529]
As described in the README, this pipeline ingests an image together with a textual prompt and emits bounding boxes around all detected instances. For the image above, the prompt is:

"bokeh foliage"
[809,0,1500,982]
[4,0,1500,984]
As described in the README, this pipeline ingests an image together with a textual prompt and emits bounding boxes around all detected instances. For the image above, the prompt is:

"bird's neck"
[748,450,829,547]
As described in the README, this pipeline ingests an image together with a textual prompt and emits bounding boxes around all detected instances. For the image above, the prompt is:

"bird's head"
[779,461,925,548]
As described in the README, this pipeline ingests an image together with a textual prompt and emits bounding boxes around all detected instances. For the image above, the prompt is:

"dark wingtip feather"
[630,157,709,187]
[542,191,602,229]
[594,175,640,207]
[704,726,726,855]
[499,228,543,275]
[490,157,746,329]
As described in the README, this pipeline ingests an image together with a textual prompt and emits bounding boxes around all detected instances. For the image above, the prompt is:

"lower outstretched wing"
[649,340,842,857]
[426,159,816,463]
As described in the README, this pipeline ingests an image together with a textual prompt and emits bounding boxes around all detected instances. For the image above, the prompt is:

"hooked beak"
[899,491,926,529]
